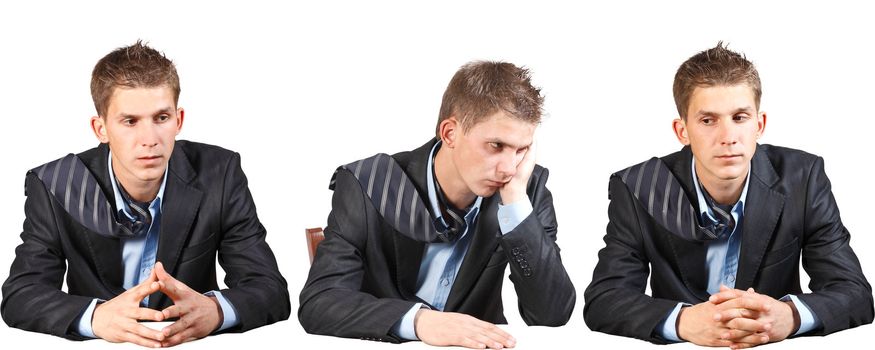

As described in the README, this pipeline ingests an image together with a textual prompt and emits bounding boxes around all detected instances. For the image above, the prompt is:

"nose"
[496,151,518,180]
[717,119,738,146]
[137,122,160,148]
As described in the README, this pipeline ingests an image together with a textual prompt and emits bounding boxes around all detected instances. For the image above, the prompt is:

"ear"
[90,116,109,144]
[438,116,460,148]
[672,118,690,145]
[756,111,767,140]
[176,107,185,136]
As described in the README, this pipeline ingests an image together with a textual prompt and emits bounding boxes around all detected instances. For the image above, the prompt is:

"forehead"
[106,86,176,117]
[687,84,757,115]
[463,111,536,146]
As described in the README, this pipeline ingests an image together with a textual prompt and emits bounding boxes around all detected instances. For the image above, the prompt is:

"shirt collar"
[426,140,483,228]
[108,149,168,219]
[691,156,750,222]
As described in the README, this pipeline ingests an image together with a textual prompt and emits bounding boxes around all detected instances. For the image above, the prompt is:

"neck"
[434,146,476,210]
[695,162,746,206]
[114,171,161,203]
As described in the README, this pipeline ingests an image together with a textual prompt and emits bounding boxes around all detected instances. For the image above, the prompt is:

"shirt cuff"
[73,298,99,338]
[781,294,821,335]
[655,302,685,343]
[391,303,423,340]
[497,199,533,234]
[207,290,240,332]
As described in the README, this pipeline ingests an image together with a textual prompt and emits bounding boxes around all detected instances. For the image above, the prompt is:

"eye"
[488,142,502,150]
[700,117,715,125]
[516,147,528,154]
[156,114,171,122]
[122,118,136,126]
[732,114,750,122]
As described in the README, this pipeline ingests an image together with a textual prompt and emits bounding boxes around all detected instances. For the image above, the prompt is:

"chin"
[135,169,167,182]
[474,186,498,198]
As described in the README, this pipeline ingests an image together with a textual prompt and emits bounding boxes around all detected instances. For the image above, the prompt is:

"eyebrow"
[116,107,174,119]
[486,138,532,149]
[696,106,755,117]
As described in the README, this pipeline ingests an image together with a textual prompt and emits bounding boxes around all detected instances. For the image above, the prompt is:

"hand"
[154,262,223,347]
[414,309,515,349]
[92,268,166,347]
[498,140,536,205]
[677,296,770,348]
[711,286,798,347]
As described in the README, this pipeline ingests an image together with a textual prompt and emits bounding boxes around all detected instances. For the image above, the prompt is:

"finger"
[162,304,184,320]
[127,307,165,322]
[458,336,486,349]
[162,328,197,348]
[476,323,514,345]
[728,333,770,348]
[714,307,760,322]
[477,325,515,348]
[718,296,769,313]
[470,332,504,349]
[129,279,161,302]
[720,327,754,341]
[709,287,744,304]
[726,317,771,333]
[158,277,185,300]
[122,331,162,348]
[124,322,166,343]
[162,315,192,338]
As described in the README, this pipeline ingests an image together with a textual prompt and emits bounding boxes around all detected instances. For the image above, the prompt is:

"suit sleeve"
[498,167,576,327]
[214,153,291,332]
[796,157,873,335]
[1,173,95,340]
[298,169,416,343]
[583,175,681,344]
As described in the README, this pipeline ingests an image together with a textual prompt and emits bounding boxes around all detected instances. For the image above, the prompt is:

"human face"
[449,112,535,198]
[91,86,183,193]
[673,84,765,186]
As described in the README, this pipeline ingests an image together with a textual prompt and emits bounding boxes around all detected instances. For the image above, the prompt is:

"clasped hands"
[92,262,223,348]
[678,285,800,349]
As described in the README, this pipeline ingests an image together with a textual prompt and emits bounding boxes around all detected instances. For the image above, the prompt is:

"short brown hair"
[437,61,544,136]
[673,41,761,120]
[90,40,180,117]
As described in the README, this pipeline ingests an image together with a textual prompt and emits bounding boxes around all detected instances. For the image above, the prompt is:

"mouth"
[715,154,742,159]
[137,155,163,163]
[486,180,507,187]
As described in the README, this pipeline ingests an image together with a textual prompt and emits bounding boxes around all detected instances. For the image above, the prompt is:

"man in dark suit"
[299,61,575,348]
[584,42,873,347]
[1,41,290,347]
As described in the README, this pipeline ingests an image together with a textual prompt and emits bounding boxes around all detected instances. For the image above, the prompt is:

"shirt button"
[726,275,735,283]
[441,279,450,286]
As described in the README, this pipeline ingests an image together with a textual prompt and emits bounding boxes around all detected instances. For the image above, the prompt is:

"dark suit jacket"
[1,140,290,340]
[584,144,873,343]
[298,139,576,342]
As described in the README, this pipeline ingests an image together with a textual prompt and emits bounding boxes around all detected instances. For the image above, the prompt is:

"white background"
[1,1,872,349]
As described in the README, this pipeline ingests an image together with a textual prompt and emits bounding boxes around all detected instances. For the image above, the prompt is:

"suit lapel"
[77,144,125,293]
[155,144,203,282]
[662,147,710,300]
[444,196,500,311]
[735,146,784,289]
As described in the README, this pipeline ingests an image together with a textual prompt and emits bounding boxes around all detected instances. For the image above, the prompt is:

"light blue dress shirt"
[656,157,820,342]
[391,141,533,340]
[73,151,239,338]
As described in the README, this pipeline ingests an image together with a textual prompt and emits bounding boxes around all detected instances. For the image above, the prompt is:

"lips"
[715,154,743,162]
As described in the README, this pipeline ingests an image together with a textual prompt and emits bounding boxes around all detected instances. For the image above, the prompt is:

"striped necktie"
[115,179,153,237]
[615,157,722,242]
[697,182,735,238]
[330,153,458,243]
[29,153,146,238]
